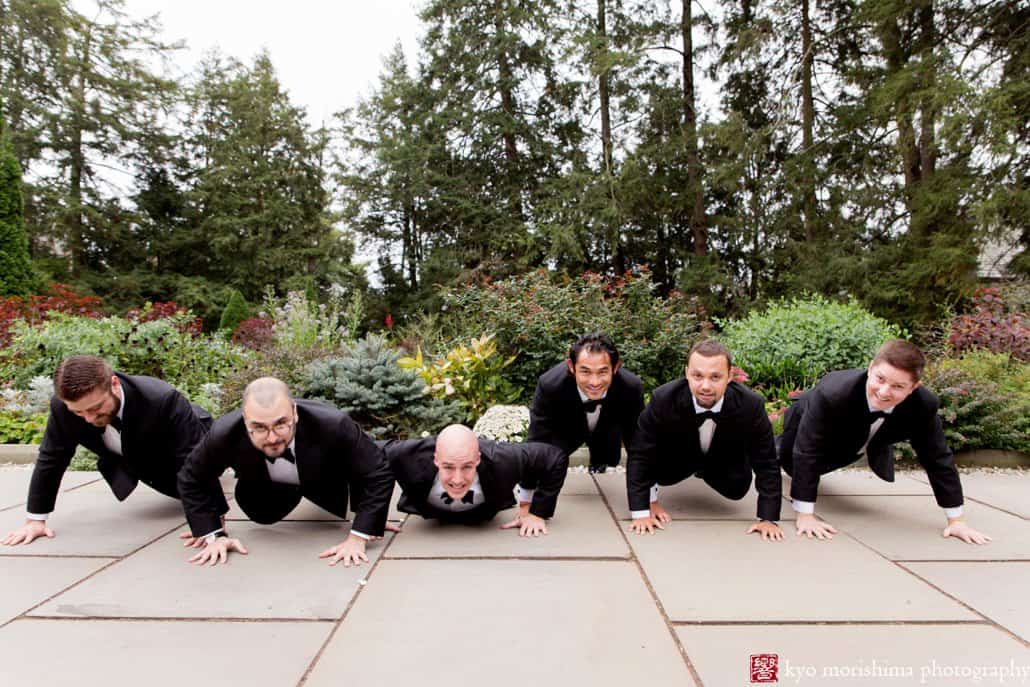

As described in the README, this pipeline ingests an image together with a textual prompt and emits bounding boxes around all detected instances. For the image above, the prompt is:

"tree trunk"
[800,0,818,241]
[681,0,707,256]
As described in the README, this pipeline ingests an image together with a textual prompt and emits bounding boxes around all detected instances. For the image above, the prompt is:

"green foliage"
[398,334,519,423]
[69,446,99,472]
[719,295,904,395]
[303,333,461,439]
[0,313,251,406]
[218,289,250,333]
[0,411,46,444]
[434,270,704,398]
[0,136,34,296]
[924,353,1030,454]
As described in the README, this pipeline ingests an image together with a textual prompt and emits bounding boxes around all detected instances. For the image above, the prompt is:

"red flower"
[385,314,394,330]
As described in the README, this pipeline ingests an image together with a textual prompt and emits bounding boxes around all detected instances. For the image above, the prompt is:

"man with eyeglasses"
[177,377,394,566]
[3,355,226,547]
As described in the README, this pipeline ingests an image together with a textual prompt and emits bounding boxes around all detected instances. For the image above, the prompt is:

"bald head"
[242,377,292,409]
[434,424,481,499]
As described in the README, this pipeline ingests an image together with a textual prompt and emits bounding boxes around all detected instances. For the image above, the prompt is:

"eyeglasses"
[245,417,296,439]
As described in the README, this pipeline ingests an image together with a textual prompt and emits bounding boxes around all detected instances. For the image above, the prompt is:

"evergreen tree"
[0,132,34,295]
[218,288,249,333]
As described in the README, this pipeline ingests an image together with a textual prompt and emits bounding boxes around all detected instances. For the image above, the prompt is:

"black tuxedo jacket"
[178,398,392,537]
[627,379,782,521]
[526,361,645,455]
[382,436,568,523]
[28,372,216,514]
[779,368,962,508]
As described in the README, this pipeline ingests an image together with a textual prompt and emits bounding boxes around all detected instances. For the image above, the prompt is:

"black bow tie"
[868,410,888,422]
[583,399,603,413]
[441,489,475,506]
[108,416,123,432]
[695,410,718,425]
[278,448,296,464]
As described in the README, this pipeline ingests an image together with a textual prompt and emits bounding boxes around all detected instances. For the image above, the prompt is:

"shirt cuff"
[349,529,371,540]
[26,512,49,521]
[200,528,224,541]
[791,499,815,514]
[630,509,651,519]
[944,506,963,519]
[516,485,535,504]
[649,484,659,503]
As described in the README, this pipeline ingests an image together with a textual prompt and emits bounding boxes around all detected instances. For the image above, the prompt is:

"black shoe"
[588,464,607,474]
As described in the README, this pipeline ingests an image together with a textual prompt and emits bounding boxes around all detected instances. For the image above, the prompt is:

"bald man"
[177,378,394,566]
[382,424,568,536]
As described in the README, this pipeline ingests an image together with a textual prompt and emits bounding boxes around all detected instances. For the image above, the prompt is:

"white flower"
[473,405,530,442]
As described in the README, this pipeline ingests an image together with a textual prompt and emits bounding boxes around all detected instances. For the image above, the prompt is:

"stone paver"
[385,495,628,558]
[305,559,696,687]
[224,484,403,521]
[31,522,393,619]
[677,624,1030,686]
[629,521,977,622]
[0,557,113,624]
[596,472,793,521]
[903,562,1030,641]
[560,469,600,494]
[816,495,1030,560]
[910,471,1030,519]
[0,480,185,557]
[0,468,99,511]
[0,618,332,687]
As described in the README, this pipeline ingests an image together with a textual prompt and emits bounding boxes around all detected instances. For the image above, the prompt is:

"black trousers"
[655,459,752,501]
[234,479,348,525]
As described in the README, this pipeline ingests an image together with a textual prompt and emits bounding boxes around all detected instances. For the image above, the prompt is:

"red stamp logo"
[750,654,779,683]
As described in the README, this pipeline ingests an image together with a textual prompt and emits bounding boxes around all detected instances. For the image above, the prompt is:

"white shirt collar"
[576,387,608,403]
[866,400,895,414]
[115,383,125,421]
[692,395,725,414]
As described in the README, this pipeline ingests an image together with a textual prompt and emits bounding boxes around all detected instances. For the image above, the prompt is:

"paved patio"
[0,463,1027,686]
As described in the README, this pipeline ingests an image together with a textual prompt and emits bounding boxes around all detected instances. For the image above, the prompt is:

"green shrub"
[70,446,98,471]
[923,353,1030,454]
[719,295,904,397]
[0,411,46,444]
[303,333,461,439]
[218,289,250,333]
[0,313,252,407]
[432,269,704,398]
[398,334,520,424]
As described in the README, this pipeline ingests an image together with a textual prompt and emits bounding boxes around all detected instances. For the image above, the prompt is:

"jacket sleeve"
[526,377,560,446]
[787,388,832,503]
[626,396,665,513]
[26,397,79,515]
[620,376,646,448]
[747,398,782,521]
[910,396,963,509]
[519,443,569,519]
[339,417,393,537]
[177,430,231,536]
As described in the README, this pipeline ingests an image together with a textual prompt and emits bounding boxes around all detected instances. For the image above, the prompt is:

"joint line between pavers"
[380,555,631,561]
[840,531,1030,649]
[295,513,409,687]
[22,615,336,623]
[0,519,188,631]
[895,559,1030,563]
[669,619,993,626]
[593,471,706,687]
[0,553,119,559]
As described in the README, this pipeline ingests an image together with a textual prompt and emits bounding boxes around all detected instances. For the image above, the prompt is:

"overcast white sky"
[109,0,425,126]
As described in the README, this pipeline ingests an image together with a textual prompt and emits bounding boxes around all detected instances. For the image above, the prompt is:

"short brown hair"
[54,356,114,401]
[871,339,925,381]
[688,340,733,370]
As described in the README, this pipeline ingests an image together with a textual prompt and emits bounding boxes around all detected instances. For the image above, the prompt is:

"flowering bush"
[948,288,1028,362]
[0,283,104,346]
[232,317,275,350]
[126,301,202,335]
[923,352,1030,453]
[472,405,530,443]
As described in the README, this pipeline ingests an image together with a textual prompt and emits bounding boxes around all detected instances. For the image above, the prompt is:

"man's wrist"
[349,530,371,541]
[630,509,651,520]
[791,499,815,515]
[25,512,49,522]
[204,530,228,545]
